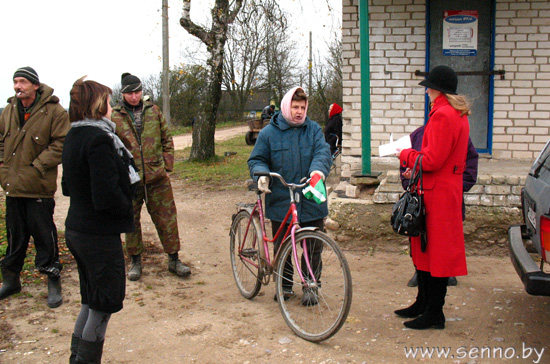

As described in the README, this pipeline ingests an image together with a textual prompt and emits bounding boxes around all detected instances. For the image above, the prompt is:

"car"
[508,139,550,296]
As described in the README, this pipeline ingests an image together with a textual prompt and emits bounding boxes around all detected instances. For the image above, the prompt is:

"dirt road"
[172,125,249,150]
[1,127,549,364]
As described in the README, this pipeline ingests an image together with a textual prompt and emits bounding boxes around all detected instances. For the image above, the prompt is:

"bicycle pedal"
[241,248,258,258]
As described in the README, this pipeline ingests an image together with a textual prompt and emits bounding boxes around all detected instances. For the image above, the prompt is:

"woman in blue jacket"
[248,86,331,306]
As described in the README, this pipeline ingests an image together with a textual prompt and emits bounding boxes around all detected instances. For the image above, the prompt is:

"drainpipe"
[359,0,372,175]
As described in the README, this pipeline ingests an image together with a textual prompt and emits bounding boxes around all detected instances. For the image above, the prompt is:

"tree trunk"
[180,0,243,161]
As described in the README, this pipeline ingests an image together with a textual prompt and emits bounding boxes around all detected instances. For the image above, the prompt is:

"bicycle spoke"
[275,231,352,342]
[230,210,263,299]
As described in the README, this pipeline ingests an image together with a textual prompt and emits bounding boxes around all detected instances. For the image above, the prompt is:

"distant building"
[219,90,276,120]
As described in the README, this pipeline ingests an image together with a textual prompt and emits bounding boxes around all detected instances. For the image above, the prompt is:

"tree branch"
[179,0,210,46]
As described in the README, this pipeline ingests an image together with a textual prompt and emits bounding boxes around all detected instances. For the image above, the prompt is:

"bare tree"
[308,36,343,124]
[222,0,290,116]
[222,3,268,117]
[261,16,299,106]
[180,0,244,161]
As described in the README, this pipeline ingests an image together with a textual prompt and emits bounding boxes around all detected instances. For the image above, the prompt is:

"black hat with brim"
[419,65,458,95]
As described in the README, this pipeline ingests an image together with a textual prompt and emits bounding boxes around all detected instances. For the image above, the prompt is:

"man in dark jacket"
[400,124,479,287]
[0,67,70,308]
[248,87,331,306]
[261,104,275,122]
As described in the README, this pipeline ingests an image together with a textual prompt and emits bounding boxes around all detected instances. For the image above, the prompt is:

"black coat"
[62,125,135,235]
[324,113,342,155]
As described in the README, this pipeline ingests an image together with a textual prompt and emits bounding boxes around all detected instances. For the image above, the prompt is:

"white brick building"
[341,0,550,179]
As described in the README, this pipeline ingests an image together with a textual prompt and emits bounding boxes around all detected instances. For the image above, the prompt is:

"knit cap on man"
[13,67,40,85]
[121,73,142,93]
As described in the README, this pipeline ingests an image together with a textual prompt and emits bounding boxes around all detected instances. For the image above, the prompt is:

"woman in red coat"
[395,65,471,330]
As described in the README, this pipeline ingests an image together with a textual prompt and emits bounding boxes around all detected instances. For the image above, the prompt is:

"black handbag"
[391,155,425,240]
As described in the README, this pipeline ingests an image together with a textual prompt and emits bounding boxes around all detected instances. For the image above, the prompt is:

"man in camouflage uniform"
[111,73,191,281]
[0,67,70,308]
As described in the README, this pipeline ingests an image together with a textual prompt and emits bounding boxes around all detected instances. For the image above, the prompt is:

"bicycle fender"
[296,227,320,233]
[280,227,320,245]
[235,202,255,215]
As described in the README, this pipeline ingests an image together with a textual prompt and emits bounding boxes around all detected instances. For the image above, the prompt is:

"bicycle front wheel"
[229,210,263,299]
[275,230,352,342]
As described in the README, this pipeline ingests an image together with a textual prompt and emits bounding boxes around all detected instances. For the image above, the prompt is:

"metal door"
[425,0,498,153]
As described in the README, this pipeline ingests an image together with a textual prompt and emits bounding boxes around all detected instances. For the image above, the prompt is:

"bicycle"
[229,172,352,342]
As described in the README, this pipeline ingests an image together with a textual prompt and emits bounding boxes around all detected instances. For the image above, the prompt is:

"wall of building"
[342,0,550,179]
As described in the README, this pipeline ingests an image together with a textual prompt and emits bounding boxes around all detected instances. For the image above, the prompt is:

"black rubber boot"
[447,276,458,286]
[395,270,427,318]
[75,339,104,364]
[0,266,22,300]
[70,334,80,364]
[168,253,191,277]
[47,276,63,308]
[407,271,418,287]
[404,275,447,330]
[127,254,142,281]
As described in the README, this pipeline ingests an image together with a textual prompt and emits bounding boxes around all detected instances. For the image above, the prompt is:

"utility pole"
[308,31,312,94]
[162,0,171,126]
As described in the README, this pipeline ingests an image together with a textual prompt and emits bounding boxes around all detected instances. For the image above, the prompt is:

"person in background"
[400,124,478,287]
[395,65,470,330]
[0,67,70,308]
[62,77,137,363]
[111,73,191,281]
[248,87,331,306]
[324,103,343,156]
[261,104,275,122]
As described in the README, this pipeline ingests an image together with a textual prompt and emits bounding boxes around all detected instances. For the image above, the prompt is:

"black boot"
[395,270,427,318]
[75,338,104,364]
[404,274,447,330]
[127,254,142,281]
[407,271,418,287]
[69,334,80,364]
[0,266,22,300]
[168,253,191,277]
[447,276,458,286]
[47,276,63,308]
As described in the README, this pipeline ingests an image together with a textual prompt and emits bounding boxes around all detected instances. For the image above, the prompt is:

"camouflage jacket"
[111,100,174,184]
[0,84,70,198]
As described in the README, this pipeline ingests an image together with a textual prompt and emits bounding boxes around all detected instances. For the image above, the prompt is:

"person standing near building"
[111,73,191,281]
[395,65,470,330]
[0,67,70,308]
[400,124,478,287]
[324,103,343,156]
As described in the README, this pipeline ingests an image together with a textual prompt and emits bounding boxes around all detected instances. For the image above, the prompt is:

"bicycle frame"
[237,175,318,288]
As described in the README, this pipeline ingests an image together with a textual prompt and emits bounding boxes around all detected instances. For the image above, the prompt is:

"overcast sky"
[0,0,341,107]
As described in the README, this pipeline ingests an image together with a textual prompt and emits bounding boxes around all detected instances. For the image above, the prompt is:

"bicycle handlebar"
[253,171,310,189]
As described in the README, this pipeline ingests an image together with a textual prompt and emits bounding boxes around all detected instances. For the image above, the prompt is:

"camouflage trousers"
[124,174,181,256]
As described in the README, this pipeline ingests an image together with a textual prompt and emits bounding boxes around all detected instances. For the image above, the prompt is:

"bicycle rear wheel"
[229,210,263,299]
[275,230,352,342]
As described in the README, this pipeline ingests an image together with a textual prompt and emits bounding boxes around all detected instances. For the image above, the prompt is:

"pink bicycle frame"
[252,192,317,286]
